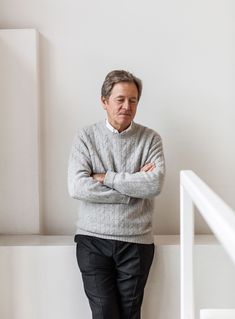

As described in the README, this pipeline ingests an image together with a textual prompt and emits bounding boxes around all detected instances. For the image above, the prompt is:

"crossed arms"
[68,132,165,204]
[92,162,156,182]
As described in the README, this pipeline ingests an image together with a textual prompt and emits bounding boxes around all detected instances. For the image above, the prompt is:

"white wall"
[0,0,234,235]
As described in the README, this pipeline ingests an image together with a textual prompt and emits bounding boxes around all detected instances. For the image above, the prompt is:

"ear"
[101,96,108,110]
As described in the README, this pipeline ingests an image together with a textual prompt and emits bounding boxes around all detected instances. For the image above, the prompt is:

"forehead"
[111,82,138,97]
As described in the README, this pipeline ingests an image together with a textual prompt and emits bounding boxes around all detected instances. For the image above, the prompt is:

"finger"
[140,164,155,172]
[141,163,154,170]
[146,164,156,172]
[144,163,154,167]
[145,163,155,169]
[140,166,150,172]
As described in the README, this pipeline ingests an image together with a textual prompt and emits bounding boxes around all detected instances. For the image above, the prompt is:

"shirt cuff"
[103,171,116,189]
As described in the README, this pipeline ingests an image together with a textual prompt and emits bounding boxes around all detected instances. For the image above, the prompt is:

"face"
[101,82,139,133]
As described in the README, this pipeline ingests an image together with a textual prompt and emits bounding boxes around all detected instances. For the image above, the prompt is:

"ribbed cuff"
[103,171,116,189]
[121,195,130,204]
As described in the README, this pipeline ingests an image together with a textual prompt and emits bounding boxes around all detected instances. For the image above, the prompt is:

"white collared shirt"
[105,119,132,134]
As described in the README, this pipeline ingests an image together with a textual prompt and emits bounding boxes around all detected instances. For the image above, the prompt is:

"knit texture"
[68,120,165,244]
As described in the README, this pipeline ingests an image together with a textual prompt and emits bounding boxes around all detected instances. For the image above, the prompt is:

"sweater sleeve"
[103,135,165,199]
[68,131,131,204]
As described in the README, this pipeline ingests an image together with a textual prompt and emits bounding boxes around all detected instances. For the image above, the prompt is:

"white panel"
[0,235,235,319]
[0,29,40,234]
[200,309,235,319]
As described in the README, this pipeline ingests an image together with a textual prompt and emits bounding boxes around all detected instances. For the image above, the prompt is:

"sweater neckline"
[100,120,138,138]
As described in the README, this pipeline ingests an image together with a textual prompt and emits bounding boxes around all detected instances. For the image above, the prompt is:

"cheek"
[131,106,137,115]
[114,105,122,114]
[107,106,119,117]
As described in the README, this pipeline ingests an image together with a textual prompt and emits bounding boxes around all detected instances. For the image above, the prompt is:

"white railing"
[180,170,235,319]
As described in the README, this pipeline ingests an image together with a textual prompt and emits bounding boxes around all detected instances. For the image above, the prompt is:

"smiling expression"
[101,82,139,133]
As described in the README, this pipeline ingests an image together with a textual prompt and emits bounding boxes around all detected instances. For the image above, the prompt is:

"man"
[68,70,165,319]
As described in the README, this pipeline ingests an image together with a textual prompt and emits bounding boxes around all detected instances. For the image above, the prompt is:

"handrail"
[180,170,235,319]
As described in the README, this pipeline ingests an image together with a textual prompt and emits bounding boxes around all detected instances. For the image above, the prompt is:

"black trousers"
[75,235,155,319]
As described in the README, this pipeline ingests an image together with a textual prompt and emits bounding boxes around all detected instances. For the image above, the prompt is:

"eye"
[130,99,137,104]
[116,98,124,103]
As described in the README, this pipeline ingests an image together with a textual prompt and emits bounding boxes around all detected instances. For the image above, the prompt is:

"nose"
[123,99,131,110]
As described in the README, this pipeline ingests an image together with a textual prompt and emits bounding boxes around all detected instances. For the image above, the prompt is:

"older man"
[68,70,165,319]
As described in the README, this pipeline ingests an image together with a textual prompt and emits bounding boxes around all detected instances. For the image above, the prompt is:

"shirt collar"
[105,119,132,134]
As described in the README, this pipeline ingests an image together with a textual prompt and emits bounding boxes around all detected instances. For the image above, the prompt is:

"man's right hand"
[140,163,156,172]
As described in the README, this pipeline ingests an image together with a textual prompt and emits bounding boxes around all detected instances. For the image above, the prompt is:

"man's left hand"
[92,173,105,183]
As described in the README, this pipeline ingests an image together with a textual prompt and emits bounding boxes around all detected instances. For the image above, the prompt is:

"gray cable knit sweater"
[68,120,165,244]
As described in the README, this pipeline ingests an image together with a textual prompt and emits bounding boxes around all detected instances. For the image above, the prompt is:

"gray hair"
[101,70,142,101]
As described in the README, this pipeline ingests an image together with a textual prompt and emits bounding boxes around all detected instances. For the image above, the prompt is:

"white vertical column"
[0,29,40,234]
[180,174,195,319]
